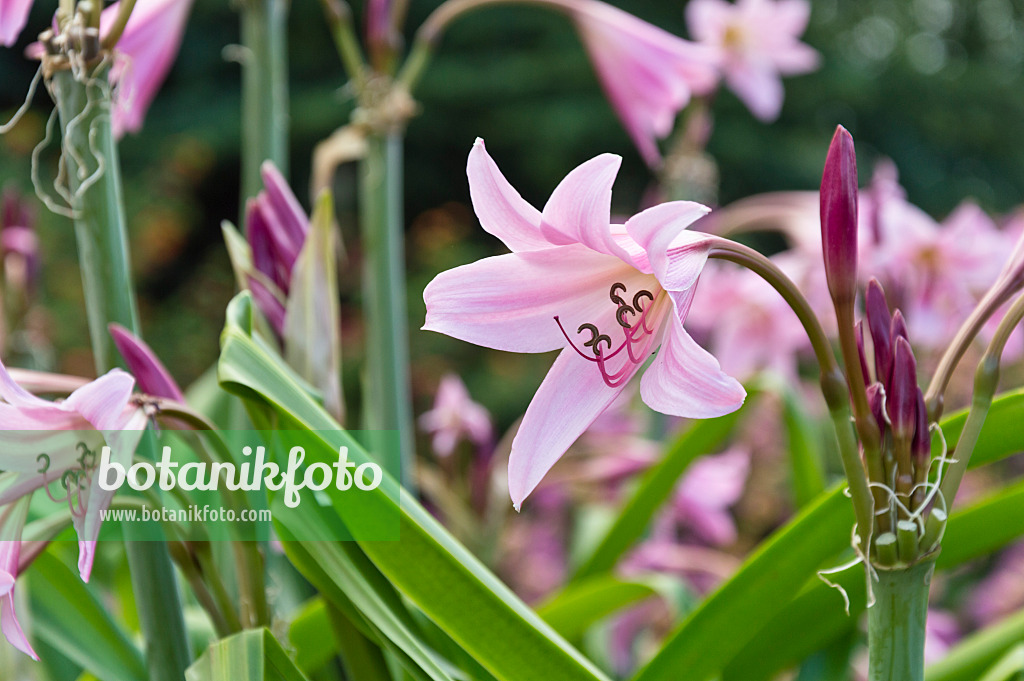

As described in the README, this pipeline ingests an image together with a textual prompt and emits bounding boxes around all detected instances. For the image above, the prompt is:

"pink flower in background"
[0,498,34,659]
[0,359,147,582]
[245,162,311,334]
[102,0,194,137]
[109,324,185,401]
[671,447,749,546]
[563,0,717,167]
[923,609,960,666]
[967,541,1024,627]
[686,0,819,121]
[423,139,744,509]
[419,374,492,457]
[0,0,32,46]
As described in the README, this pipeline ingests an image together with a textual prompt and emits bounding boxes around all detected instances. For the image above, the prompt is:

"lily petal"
[641,300,745,418]
[0,0,33,47]
[62,369,137,433]
[467,140,549,252]
[541,154,621,255]
[509,346,639,509]
[626,202,713,290]
[423,245,638,353]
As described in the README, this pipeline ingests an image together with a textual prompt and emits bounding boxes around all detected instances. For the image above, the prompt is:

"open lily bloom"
[0,498,34,659]
[686,0,819,121]
[0,0,32,47]
[423,139,745,509]
[564,0,717,167]
[102,0,194,137]
[0,360,147,582]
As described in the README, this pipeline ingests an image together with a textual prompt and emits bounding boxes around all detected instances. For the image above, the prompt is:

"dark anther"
[77,442,95,469]
[633,290,654,312]
[61,469,81,491]
[609,282,628,305]
[578,323,613,357]
[36,453,50,475]
[616,306,636,328]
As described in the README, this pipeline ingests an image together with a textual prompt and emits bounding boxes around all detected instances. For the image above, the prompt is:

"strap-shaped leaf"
[185,628,308,681]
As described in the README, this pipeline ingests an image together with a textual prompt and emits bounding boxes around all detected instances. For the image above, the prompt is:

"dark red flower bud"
[912,387,929,464]
[865,279,892,385]
[820,125,859,307]
[855,321,871,387]
[891,309,909,346]
[866,382,886,432]
[888,337,918,439]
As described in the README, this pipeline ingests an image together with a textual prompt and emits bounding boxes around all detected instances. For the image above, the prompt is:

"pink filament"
[555,301,660,388]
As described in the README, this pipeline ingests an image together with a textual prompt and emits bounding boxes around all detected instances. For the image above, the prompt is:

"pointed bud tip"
[820,125,859,305]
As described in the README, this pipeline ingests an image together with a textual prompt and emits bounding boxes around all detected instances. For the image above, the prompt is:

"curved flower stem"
[239,0,289,205]
[51,66,191,681]
[868,560,934,681]
[318,0,367,85]
[922,291,1024,549]
[708,239,875,551]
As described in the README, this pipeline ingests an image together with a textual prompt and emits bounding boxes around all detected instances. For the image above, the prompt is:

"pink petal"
[725,61,784,121]
[467,139,549,252]
[640,300,745,418]
[110,324,185,401]
[423,245,638,353]
[686,0,731,43]
[508,346,639,509]
[259,161,309,249]
[540,153,621,256]
[102,0,194,137]
[62,369,137,432]
[0,357,55,410]
[625,202,713,290]
[0,0,33,46]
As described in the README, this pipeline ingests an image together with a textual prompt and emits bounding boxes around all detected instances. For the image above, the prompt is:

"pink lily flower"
[686,0,819,121]
[418,374,492,457]
[102,0,194,137]
[0,359,147,582]
[0,0,32,47]
[562,0,717,167]
[423,139,745,509]
[0,498,34,660]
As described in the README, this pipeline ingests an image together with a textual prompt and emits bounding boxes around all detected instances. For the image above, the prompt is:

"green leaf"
[283,191,344,422]
[628,484,854,681]
[221,221,253,293]
[939,387,1024,467]
[217,291,611,681]
[572,396,755,581]
[977,645,1024,681]
[781,386,827,507]
[288,599,338,675]
[536,575,662,641]
[185,628,308,681]
[722,477,1024,681]
[28,551,146,681]
[927,617,1024,681]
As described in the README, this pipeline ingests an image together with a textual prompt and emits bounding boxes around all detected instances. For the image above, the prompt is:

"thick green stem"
[867,561,934,681]
[359,134,414,486]
[51,68,191,681]
[240,0,289,205]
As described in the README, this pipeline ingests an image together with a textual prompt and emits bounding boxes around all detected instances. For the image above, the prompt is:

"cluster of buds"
[820,126,941,568]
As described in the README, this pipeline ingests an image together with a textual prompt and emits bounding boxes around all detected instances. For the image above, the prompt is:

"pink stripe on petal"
[508,346,638,509]
[467,139,549,252]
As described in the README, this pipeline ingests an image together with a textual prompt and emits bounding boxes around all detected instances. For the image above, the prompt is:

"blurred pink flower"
[0,498,34,660]
[923,609,960,666]
[686,0,819,121]
[671,447,749,546]
[0,0,32,46]
[423,139,744,509]
[102,0,194,137]
[0,359,147,582]
[563,0,717,167]
[1,187,38,296]
[418,374,492,457]
[967,541,1024,627]
[109,324,185,402]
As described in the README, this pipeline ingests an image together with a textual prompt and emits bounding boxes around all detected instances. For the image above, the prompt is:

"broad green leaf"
[939,387,1024,467]
[288,599,338,675]
[185,628,308,681]
[218,291,611,681]
[572,396,756,581]
[628,484,853,681]
[324,604,393,681]
[723,478,1024,681]
[977,644,1024,681]
[927,615,1024,681]
[28,551,146,681]
[536,576,662,641]
[221,221,253,293]
[781,387,827,507]
[283,191,344,422]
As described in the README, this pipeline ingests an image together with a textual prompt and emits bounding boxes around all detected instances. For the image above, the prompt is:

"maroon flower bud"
[855,321,871,387]
[866,382,886,432]
[865,278,892,384]
[820,125,859,307]
[891,309,909,346]
[888,337,918,439]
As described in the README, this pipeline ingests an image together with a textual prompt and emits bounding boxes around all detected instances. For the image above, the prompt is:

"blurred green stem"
[240,0,289,205]
[51,67,191,681]
[868,561,934,681]
[359,133,415,487]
